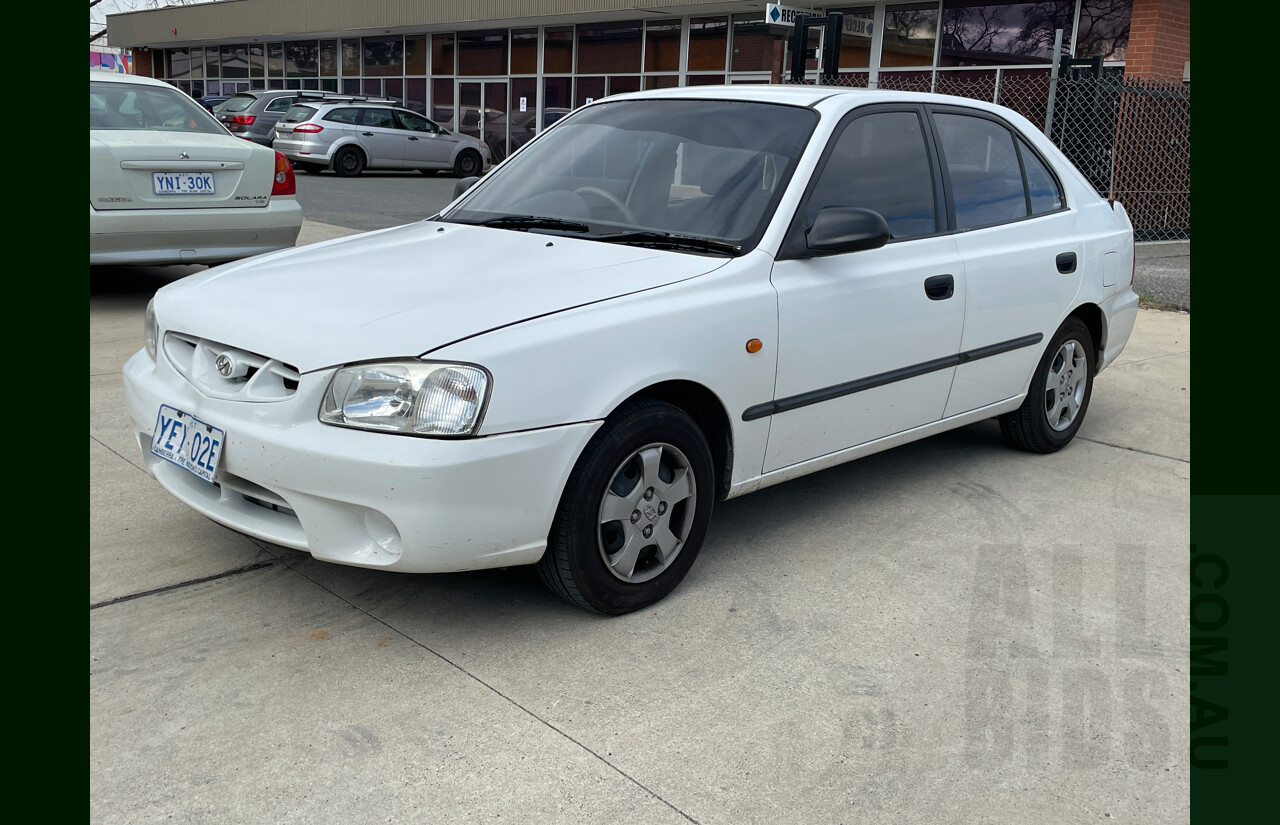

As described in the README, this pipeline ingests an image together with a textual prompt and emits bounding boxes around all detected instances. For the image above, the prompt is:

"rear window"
[281,105,318,124]
[89,81,227,136]
[219,93,258,113]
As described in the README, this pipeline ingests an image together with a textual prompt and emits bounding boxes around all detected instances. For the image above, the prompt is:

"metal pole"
[1044,28,1064,136]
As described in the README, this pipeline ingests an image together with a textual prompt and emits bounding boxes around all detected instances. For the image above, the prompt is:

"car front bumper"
[122,349,598,573]
[90,199,303,266]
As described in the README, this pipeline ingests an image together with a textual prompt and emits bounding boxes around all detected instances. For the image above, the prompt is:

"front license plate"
[152,172,216,195]
[151,405,225,483]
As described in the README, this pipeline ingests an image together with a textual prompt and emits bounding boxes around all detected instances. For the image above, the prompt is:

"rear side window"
[360,108,396,128]
[1017,137,1065,214]
[324,108,361,125]
[933,112,1028,230]
[805,110,938,240]
[219,94,257,113]
[265,97,294,113]
[281,105,317,124]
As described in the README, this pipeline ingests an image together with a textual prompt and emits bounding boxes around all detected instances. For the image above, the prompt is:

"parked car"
[195,95,231,113]
[123,86,1138,614]
[90,71,302,266]
[214,89,349,146]
[274,100,490,177]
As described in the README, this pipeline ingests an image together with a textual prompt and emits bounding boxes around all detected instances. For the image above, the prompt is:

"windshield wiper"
[590,231,742,256]
[477,215,590,232]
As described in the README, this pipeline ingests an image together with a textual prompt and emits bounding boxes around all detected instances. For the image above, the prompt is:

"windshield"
[90,81,228,135]
[442,99,818,253]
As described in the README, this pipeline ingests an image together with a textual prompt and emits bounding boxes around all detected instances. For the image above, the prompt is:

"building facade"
[109,0,1186,162]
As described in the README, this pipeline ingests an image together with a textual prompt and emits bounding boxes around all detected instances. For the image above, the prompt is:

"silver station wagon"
[274,99,491,178]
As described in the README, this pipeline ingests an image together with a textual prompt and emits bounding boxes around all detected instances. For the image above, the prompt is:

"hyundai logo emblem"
[215,354,234,377]
[179,151,190,159]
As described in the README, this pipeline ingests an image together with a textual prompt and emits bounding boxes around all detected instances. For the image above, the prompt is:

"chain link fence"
[788,69,1190,241]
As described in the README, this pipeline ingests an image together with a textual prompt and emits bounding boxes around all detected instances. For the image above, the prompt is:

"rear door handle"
[408,136,419,141]
[1056,252,1077,274]
[361,131,373,136]
[924,274,954,300]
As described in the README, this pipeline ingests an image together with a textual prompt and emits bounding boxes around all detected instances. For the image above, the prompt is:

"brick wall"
[1125,0,1189,81]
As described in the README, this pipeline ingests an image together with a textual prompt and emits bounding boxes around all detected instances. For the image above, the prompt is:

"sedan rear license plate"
[153,172,216,195]
[151,405,224,483]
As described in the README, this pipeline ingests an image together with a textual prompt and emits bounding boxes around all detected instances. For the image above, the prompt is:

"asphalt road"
[294,168,461,231]
[91,189,1192,823]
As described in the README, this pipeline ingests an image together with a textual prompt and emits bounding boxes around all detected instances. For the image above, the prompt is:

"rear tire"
[295,161,325,174]
[453,150,481,178]
[999,317,1095,453]
[334,147,365,178]
[537,399,714,615]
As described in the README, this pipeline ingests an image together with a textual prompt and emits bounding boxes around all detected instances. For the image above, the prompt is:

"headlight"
[319,361,490,437]
[144,299,158,360]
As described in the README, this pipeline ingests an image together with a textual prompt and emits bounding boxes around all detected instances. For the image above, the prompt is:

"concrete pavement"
[91,221,1190,824]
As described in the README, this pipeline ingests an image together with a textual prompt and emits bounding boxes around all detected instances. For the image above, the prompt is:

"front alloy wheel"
[538,398,714,614]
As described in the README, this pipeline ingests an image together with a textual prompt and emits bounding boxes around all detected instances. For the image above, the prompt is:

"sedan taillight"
[291,123,323,133]
[272,151,296,196]
[231,115,256,125]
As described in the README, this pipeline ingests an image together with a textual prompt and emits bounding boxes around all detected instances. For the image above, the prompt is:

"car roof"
[90,70,174,90]
[592,84,1024,116]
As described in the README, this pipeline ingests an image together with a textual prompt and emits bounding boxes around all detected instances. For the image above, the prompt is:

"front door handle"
[408,136,419,141]
[1056,252,1077,274]
[924,274,954,301]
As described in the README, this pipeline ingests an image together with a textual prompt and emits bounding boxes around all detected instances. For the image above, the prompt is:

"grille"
[164,331,301,401]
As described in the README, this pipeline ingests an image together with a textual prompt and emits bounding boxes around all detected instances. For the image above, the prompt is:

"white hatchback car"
[123,86,1138,614]
[90,71,303,266]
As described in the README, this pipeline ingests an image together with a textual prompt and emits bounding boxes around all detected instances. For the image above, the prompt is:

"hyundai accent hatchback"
[123,86,1138,614]
[90,71,303,266]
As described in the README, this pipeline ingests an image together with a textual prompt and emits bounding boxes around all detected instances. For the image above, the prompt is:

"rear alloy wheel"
[334,147,365,178]
[453,150,481,178]
[999,317,1096,453]
[537,399,714,615]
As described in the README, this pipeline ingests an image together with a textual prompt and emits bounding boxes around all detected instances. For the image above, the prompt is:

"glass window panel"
[167,49,191,80]
[544,27,573,73]
[826,6,874,69]
[287,41,319,78]
[432,34,456,76]
[688,17,728,72]
[406,36,427,74]
[189,47,205,79]
[644,75,680,90]
[248,44,265,77]
[940,1,1073,66]
[609,75,641,95]
[363,79,383,97]
[934,113,1028,228]
[385,78,404,105]
[343,78,361,95]
[645,20,682,73]
[1018,137,1064,213]
[543,76,572,110]
[319,40,338,76]
[432,78,455,125]
[807,111,938,238]
[882,2,939,68]
[342,40,361,76]
[577,21,641,74]
[363,37,403,78]
[511,29,538,74]
[223,45,250,79]
[268,79,284,90]
[459,29,508,76]
[508,77,539,150]
[268,43,284,77]
[1076,0,1131,61]
[687,74,726,85]
[406,77,427,114]
[575,76,605,107]
[730,14,774,73]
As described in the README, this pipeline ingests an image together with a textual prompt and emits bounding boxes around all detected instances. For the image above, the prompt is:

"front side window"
[396,111,435,132]
[443,99,818,252]
[933,112,1028,229]
[804,110,938,240]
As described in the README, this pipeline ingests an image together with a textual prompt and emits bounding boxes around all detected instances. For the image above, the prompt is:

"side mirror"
[805,207,891,256]
[453,176,481,199]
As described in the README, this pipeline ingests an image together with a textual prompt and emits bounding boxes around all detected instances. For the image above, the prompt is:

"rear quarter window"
[323,108,362,125]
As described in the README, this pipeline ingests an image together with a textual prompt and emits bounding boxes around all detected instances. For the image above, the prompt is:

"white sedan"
[90,71,302,266]
[123,85,1138,614]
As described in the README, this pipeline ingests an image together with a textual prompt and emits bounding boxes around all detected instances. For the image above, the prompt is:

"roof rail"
[293,90,398,104]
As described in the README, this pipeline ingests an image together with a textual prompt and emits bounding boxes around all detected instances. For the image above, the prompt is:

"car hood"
[156,220,729,373]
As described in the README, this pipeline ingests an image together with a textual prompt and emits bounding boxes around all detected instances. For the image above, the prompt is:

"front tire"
[999,317,1095,453]
[537,399,715,615]
[453,149,481,178]
[334,147,365,178]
